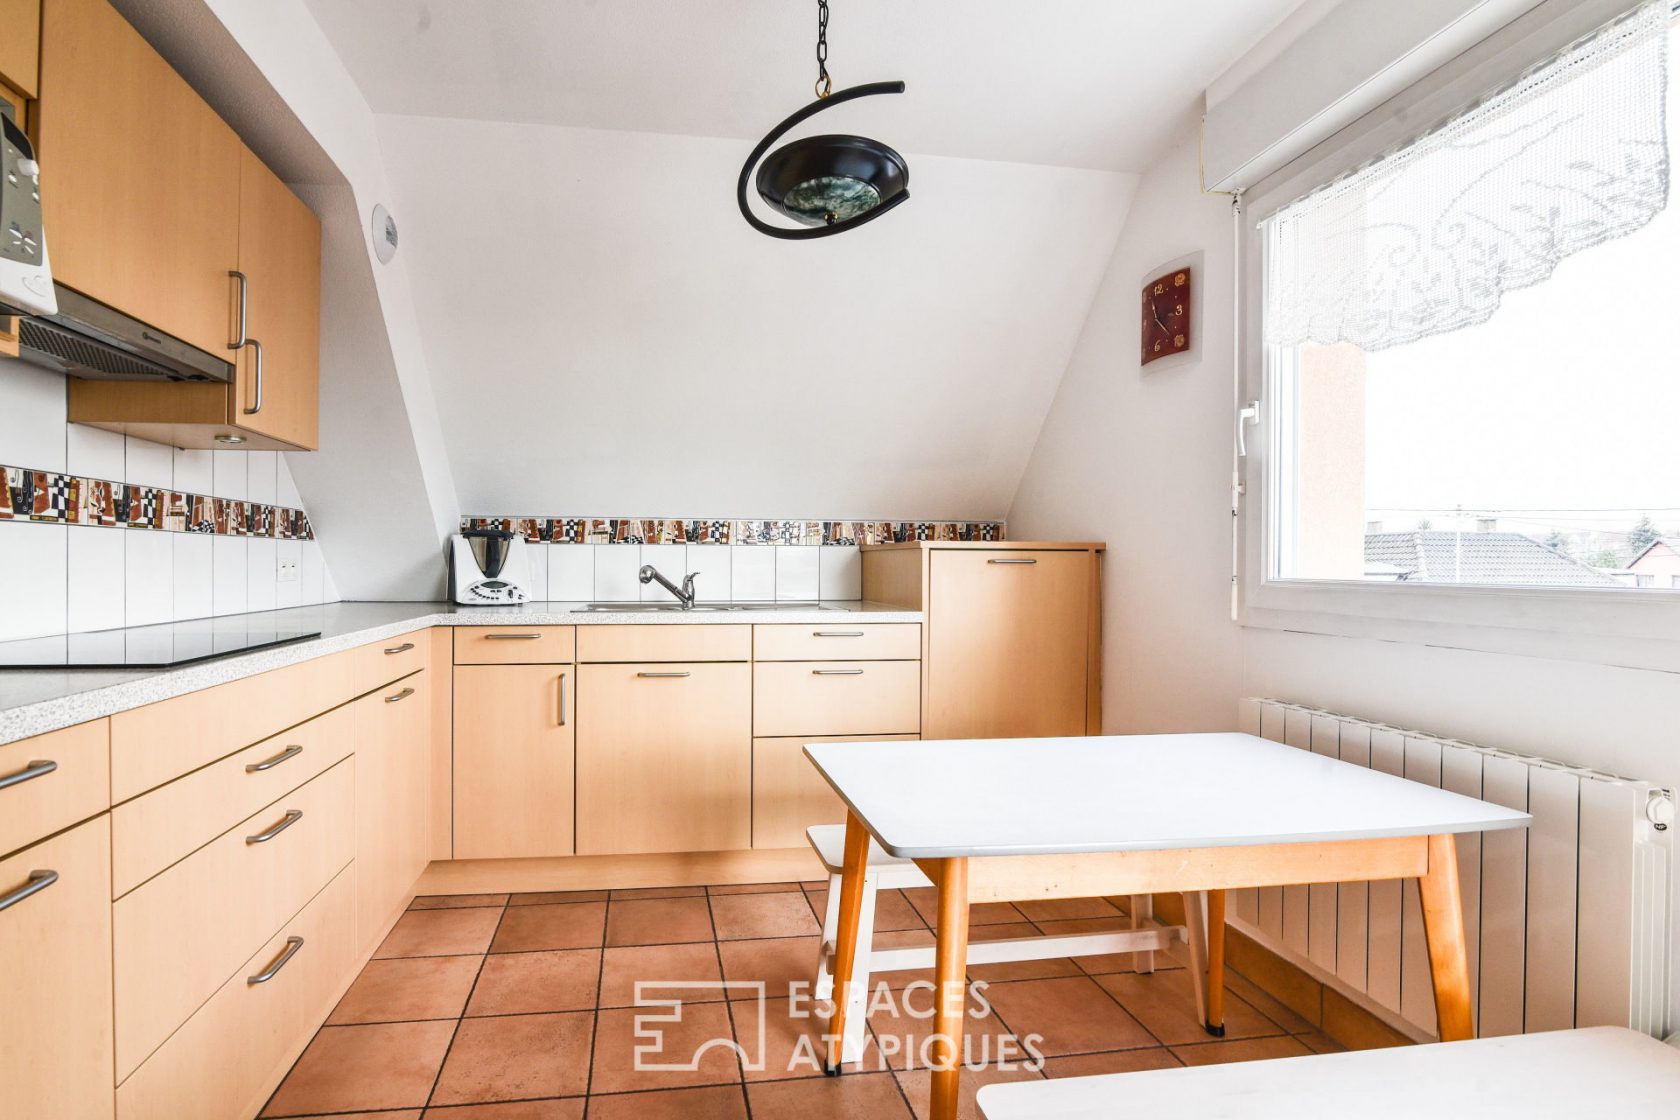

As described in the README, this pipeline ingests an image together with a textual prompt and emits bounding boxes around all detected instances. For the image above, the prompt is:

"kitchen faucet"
[639,564,700,609]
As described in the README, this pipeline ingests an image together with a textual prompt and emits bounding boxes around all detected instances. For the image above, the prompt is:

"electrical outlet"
[278,557,300,583]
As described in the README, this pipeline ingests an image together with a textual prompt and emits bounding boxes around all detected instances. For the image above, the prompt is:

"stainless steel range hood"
[9,284,233,383]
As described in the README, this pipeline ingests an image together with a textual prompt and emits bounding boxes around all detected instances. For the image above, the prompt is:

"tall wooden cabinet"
[0,0,40,97]
[862,541,1103,739]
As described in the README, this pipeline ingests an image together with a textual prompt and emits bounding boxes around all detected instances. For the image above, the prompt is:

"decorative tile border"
[462,517,1004,545]
[2,465,314,540]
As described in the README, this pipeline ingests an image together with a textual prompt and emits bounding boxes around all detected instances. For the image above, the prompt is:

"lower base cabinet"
[452,663,576,859]
[751,734,918,849]
[576,662,751,855]
[1,815,115,1120]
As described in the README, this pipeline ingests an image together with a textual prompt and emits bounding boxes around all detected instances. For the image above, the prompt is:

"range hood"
[8,283,233,383]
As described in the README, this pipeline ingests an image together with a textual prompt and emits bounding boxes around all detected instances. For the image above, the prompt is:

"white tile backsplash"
[686,545,731,602]
[213,450,247,501]
[730,546,775,601]
[172,534,213,621]
[212,536,248,616]
[818,545,863,600]
[0,521,67,639]
[247,538,278,613]
[172,448,214,494]
[275,539,302,609]
[67,525,124,632]
[0,361,67,472]
[246,451,277,505]
[124,437,174,489]
[277,455,302,509]
[775,545,820,601]
[593,545,642,601]
[549,545,593,600]
[300,541,325,605]
[522,542,548,604]
[638,543,686,602]
[65,424,125,481]
[123,530,172,628]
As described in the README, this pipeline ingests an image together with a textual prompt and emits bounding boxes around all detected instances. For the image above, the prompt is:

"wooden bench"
[975,1027,1680,1119]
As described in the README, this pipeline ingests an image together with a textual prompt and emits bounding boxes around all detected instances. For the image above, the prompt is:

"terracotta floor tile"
[606,896,715,946]
[489,902,607,953]
[600,942,726,1008]
[1072,933,1185,976]
[262,1021,456,1115]
[804,888,928,934]
[1014,897,1119,923]
[894,1064,1045,1120]
[1225,969,1317,1033]
[1171,1034,1313,1066]
[967,957,1085,985]
[738,995,881,1081]
[282,1113,422,1120]
[1299,1030,1347,1053]
[1096,969,1283,1046]
[430,1012,593,1105]
[466,949,601,1015]
[328,956,483,1024]
[590,1002,742,1093]
[411,894,509,910]
[867,985,1023,1071]
[745,1071,912,1120]
[376,908,504,959]
[1038,1047,1181,1078]
[508,890,608,906]
[902,889,1023,927]
[423,1102,584,1120]
[980,976,1155,1057]
[717,935,823,1001]
[583,1085,748,1120]
[710,882,803,895]
[610,885,706,900]
[969,922,1043,943]
[711,892,822,940]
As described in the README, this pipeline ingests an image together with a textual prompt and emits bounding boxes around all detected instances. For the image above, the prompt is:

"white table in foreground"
[975,1027,1680,1119]
[805,733,1532,1120]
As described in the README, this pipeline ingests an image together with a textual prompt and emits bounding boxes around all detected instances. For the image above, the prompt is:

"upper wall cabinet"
[38,0,322,451]
[0,0,41,97]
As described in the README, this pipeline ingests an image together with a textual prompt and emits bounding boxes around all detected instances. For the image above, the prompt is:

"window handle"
[1237,400,1260,457]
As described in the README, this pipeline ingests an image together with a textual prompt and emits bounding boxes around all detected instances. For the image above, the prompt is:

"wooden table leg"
[1419,833,1474,1042]
[824,811,872,1073]
[929,857,971,1120]
[1206,888,1226,1036]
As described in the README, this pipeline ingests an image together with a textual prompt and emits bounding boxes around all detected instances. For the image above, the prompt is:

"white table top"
[975,1027,1680,1119]
[803,733,1531,859]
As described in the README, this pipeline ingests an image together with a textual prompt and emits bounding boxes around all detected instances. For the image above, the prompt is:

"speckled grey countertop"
[0,600,921,746]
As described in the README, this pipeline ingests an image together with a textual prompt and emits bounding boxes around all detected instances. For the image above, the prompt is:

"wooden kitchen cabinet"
[0,0,40,97]
[354,671,431,952]
[0,815,115,1120]
[576,662,751,855]
[752,734,917,849]
[453,663,575,860]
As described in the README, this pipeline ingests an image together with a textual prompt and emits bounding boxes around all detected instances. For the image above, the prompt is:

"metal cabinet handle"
[484,633,542,640]
[557,671,568,726]
[245,744,303,773]
[247,936,304,985]
[812,668,865,675]
[637,671,691,678]
[241,338,264,415]
[0,758,56,791]
[228,270,248,348]
[385,687,415,703]
[813,631,865,638]
[246,809,303,845]
[988,557,1037,564]
[384,642,416,655]
[0,870,57,913]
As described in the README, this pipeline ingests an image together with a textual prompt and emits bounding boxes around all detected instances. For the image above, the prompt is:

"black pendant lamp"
[737,0,908,239]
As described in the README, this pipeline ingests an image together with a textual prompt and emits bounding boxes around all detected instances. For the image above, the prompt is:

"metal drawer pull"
[813,631,865,638]
[385,687,415,703]
[245,745,303,773]
[637,671,691,678]
[246,809,303,845]
[484,633,543,640]
[247,936,305,985]
[228,269,249,348]
[0,759,57,791]
[242,338,265,415]
[557,671,568,727]
[812,668,865,675]
[384,642,416,655]
[988,557,1037,564]
[0,870,57,914]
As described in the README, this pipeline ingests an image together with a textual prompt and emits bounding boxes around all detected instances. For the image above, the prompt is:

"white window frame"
[1235,0,1680,672]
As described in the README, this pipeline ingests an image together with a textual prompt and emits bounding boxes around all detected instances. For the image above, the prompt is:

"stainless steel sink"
[573,602,849,613]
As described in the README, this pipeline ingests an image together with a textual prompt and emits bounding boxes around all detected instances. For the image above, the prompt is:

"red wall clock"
[1141,267,1191,365]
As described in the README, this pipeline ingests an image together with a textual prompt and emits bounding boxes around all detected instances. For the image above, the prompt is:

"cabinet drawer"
[752,735,917,849]
[112,705,353,898]
[753,661,921,737]
[1,815,115,1120]
[0,718,109,858]
[753,622,920,661]
[355,631,429,692]
[117,866,357,1120]
[454,625,576,664]
[577,624,749,663]
[114,760,354,1081]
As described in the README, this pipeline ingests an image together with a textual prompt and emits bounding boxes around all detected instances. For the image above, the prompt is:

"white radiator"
[1236,699,1675,1040]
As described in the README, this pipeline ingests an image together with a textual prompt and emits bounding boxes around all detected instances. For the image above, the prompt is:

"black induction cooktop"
[0,624,323,669]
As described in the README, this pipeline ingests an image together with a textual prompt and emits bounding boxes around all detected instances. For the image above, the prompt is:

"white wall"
[0,356,338,641]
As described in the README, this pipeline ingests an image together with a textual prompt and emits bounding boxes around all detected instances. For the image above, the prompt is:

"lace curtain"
[1261,0,1671,352]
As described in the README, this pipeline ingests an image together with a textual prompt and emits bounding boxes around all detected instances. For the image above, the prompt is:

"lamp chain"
[815,0,832,98]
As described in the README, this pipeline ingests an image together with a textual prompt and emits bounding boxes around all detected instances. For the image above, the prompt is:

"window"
[1261,3,1676,592]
